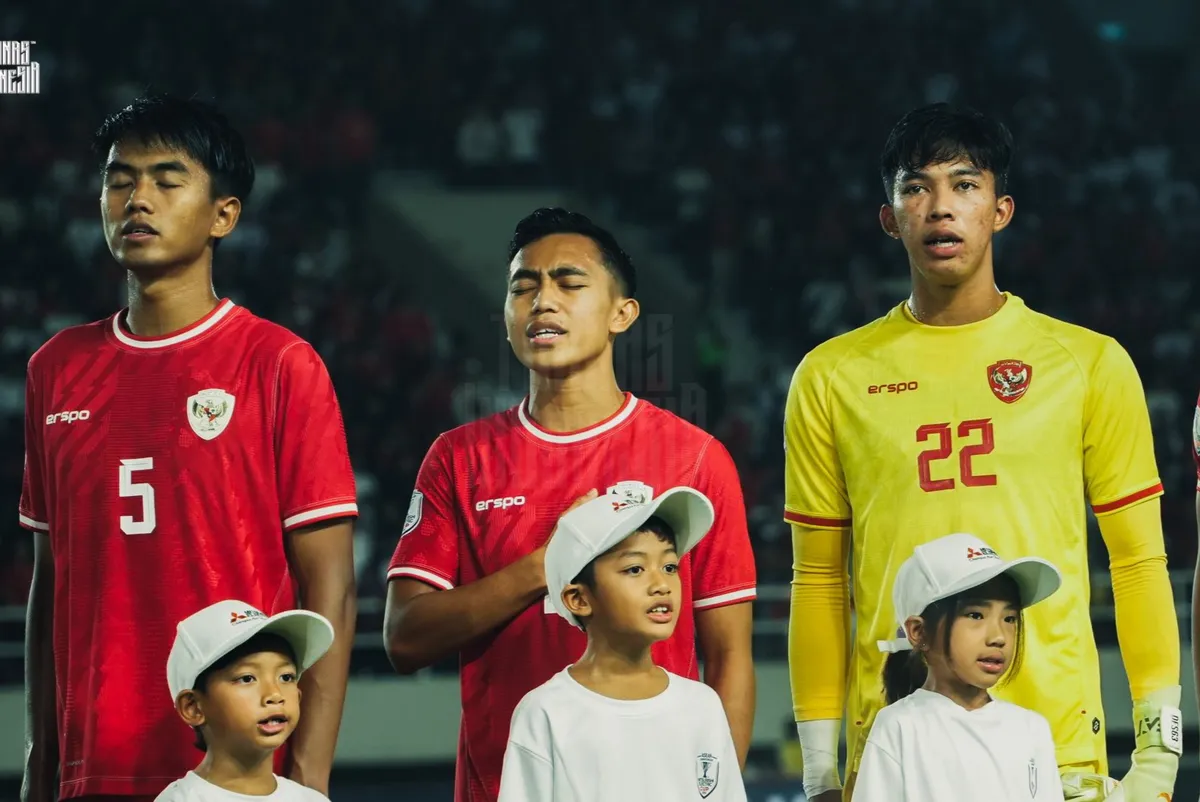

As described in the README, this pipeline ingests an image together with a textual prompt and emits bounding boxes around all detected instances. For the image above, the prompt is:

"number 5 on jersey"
[119,457,156,535]
[916,419,997,492]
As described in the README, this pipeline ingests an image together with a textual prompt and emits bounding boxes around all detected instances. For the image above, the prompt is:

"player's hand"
[529,489,598,587]
[1113,685,1182,802]
[1061,771,1120,800]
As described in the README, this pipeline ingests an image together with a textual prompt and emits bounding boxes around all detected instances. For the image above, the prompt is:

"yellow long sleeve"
[789,522,852,721]
[1097,497,1180,698]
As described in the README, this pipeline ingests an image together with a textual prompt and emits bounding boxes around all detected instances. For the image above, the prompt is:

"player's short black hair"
[881,575,1025,705]
[879,103,1014,203]
[508,207,637,298]
[189,633,297,752]
[93,94,256,203]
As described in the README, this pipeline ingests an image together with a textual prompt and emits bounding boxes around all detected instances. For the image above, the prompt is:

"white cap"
[877,533,1062,653]
[167,600,335,701]
[545,485,715,629]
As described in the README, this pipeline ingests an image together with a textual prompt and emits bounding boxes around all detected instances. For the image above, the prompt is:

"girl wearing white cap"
[854,533,1069,801]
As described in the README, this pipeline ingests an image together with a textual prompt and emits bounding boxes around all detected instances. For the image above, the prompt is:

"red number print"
[915,419,996,492]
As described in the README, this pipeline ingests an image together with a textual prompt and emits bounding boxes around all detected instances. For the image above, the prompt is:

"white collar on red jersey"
[517,393,639,444]
[112,299,237,349]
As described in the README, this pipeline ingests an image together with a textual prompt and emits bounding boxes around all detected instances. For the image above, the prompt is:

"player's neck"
[193,744,277,795]
[569,634,665,701]
[908,265,1005,327]
[922,671,991,711]
[124,264,220,338]
[526,360,626,433]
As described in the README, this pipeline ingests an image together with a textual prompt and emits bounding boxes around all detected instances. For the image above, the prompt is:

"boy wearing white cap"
[156,601,336,802]
[854,533,1078,801]
[497,487,748,802]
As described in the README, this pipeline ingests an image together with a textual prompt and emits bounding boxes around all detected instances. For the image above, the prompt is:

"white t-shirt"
[854,689,1064,802]
[154,771,328,802]
[499,668,747,802]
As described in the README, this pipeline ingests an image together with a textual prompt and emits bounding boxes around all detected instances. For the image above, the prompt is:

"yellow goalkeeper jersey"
[784,293,1162,773]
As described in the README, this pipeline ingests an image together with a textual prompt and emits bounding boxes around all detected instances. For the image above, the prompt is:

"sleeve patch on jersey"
[1193,406,1200,458]
[402,490,424,536]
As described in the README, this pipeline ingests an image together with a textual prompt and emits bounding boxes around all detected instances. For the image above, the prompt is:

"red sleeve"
[687,436,757,610]
[19,362,49,532]
[387,434,460,590]
[273,342,358,530]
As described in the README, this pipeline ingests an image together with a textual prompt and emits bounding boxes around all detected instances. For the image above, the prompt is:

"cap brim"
[179,610,335,697]
[937,556,1062,610]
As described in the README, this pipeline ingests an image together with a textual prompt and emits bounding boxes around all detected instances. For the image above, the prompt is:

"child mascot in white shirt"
[498,486,748,802]
[854,533,1068,802]
[156,600,336,802]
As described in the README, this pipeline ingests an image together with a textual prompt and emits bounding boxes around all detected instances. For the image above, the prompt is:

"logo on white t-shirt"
[695,753,719,798]
[1027,758,1037,797]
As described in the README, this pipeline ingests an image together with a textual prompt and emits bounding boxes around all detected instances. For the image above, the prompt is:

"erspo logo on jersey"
[475,495,526,512]
[46,409,91,425]
[868,381,918,395]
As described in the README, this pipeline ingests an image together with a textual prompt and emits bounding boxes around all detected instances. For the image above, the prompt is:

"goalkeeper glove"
[1060,772,1120,801]
[1112,684,1183,802]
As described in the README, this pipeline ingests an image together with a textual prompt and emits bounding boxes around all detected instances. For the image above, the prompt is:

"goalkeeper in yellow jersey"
[784,103,1182,802]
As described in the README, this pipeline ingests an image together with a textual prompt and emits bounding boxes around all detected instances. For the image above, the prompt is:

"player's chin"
[517,349,586,378]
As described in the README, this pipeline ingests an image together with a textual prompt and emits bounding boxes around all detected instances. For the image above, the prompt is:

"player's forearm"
[1100,500,1180,697]
[702,644,755,767]
[789,524,851,720]
[385,554,546,674]
[22,536,57,802]
[288,580,356,793]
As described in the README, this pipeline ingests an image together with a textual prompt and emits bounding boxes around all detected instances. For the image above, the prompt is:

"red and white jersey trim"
[693,586,757,610]
[282,502,359,530]
[19,512,49,531]
[517,394,639,444]
[388,565,455,590]
[112,299,237,349]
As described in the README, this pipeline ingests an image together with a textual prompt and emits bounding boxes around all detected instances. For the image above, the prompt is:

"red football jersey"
[387,393,757,802]
[18,299,357,800]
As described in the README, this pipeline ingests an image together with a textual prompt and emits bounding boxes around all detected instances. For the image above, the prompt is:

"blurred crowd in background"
[3,1,1200,637]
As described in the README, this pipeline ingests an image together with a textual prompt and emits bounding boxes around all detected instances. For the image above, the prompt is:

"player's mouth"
[121,220,159,242]
[525,321,566,347]
[922,230,963,259]
[647,601,674,624]
[257,715,289,736]
[976,654,1006,675]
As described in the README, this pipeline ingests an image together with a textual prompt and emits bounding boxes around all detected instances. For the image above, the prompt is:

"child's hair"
[881,580,1025,705]
[568,516,677,630]
[189,632,297,752]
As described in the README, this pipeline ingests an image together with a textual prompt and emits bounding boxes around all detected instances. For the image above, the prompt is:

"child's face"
[193,648,302,756]
[926,577,1019,691]
[577,528,681,642]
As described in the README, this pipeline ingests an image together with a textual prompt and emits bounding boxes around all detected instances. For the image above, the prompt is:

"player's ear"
[562,583,592,622]
[879,204,901,240]
[176,690,206,728]
[992,192,1015,234]
[209,195,242,242]
[609,297,639,336]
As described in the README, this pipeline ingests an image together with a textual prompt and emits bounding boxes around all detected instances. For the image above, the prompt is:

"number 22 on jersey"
[119,457,156,535]
[916,419,997,492]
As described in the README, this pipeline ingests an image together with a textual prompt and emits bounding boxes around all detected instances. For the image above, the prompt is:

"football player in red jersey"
[20,95,357,802]
[383,208,757,802]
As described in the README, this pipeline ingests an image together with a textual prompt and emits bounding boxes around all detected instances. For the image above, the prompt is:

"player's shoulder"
[631,397,717,448]
[789,306,900,384]
[230,308,322,358]
[27,315,114,374]
[1013,297,1122,361]
[667,672,724,708]
[434,403,524,455]
[152,773,210,802]
[988,698,1054,731]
